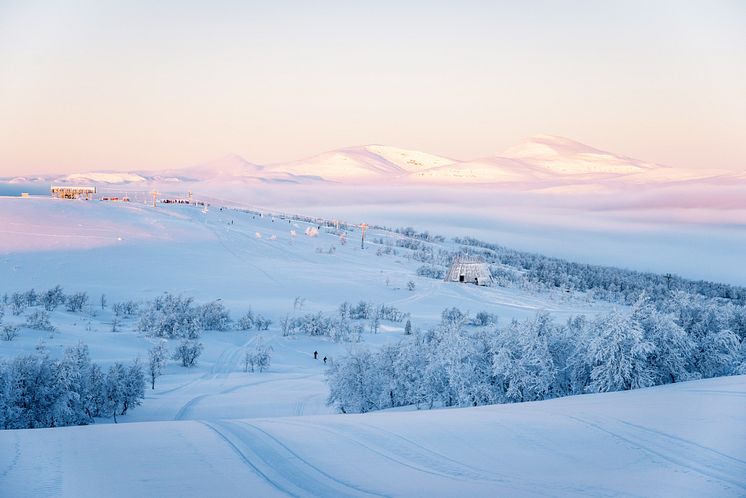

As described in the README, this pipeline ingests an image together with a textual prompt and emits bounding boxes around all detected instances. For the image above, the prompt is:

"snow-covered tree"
[138,294,200,339]
[172,339,203,367]
[65,292,89,312]
[586,309,656,393]
[40,285,65,311]
[148,340,169,389]
[196,300,231,331]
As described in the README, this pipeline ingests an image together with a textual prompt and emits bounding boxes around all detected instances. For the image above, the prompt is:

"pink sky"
[0,0,744,176]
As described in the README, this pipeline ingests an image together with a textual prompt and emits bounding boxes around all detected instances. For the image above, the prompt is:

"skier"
[323,356,327,364]
[313,351,318,360]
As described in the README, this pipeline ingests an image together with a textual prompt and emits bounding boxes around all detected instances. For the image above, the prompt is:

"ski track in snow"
[566,415,746,493]
[201,419,387,498]
[0,431,21,480]
[174,374,316,421]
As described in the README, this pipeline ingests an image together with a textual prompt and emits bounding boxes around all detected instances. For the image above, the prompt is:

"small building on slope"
[51,185,96,200]
[445,255,493,286]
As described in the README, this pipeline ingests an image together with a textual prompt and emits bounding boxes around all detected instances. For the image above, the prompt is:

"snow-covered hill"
[265,145,455,182]
[0,198,744,497]
[501,134,658,176]
[1,375,744,497]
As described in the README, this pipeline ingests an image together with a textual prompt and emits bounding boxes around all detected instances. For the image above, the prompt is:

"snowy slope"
[409,156,545,184]
[1,375,744,498]
[0,197,601,320]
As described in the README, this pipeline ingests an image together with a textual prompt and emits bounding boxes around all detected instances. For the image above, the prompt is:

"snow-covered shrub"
[253,315,272,331]
[243,344,272,373]
[196,300,231,331]
[112,300,140,318]
[172,339,203,367]
[137,294,200,339]
[41,285,66,311]
[25,310,55,331]
[440,307,465,327]
[1,324,19,341]
[10,292,26,315]
[330,319,364,343]
[349,301,373,320]
[23,289,38,307]
[65,292,89,312]
[470,312,497,327]
[416,265,445,279]
[376,304,408,322]
[407,281,416,291]
[304,226,319,237]
[236,310,255,331]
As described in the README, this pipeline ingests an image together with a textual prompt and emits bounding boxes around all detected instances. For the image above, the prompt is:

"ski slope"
[1,375,744,498]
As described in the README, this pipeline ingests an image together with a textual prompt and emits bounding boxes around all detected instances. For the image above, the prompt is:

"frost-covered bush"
[137,294,200,339]
[235,309,271,331]
[376,304,408,323]
[196,301,231,331]
[10,292,26,315]
[1,324,19,341]
[23,289,38,307]
[342,301,372,320]
[112,300,140,318]
[172,339,203,367]
[416,265,445,279]
[440,307,465,327]
[280,312,363,343]
[236,310,255,331]
[470,312,498,327]
[65,292,89,312]
[243,344,272,373]
[253,315,272,331]
[25,310,55,331]
[41,285,66,311]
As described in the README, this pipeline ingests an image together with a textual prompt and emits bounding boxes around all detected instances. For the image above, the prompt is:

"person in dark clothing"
[313,351,318,360]
[323,356,327,364]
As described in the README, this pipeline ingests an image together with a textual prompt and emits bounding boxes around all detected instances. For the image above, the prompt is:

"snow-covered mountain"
[5,136,743,189]
[265,145,456,182]
[501,134,658,176]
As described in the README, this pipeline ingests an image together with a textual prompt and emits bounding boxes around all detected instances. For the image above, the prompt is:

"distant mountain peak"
[501,134,657,175]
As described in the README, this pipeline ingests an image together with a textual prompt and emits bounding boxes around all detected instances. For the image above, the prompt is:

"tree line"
[327,294,746,414]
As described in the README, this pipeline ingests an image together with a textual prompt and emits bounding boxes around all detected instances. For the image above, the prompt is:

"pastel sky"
[0,0,744,175]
